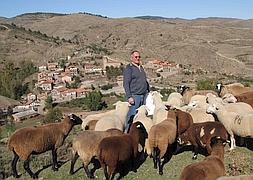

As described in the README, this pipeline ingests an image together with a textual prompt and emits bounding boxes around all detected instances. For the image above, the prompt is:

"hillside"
[1,13,253,82]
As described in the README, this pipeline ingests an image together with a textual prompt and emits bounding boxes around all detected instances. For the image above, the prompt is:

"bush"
[84,91,104,111]
[44,108,63,123]
[196,79,217,91]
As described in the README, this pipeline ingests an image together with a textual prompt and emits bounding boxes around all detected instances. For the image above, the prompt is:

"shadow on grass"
[33,160,69,177]
[235,136,253,151]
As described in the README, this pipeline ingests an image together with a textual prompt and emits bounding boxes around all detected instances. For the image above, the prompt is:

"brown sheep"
[217,82,253,97]
[148,109,177,175]
[235,91,253,108]
[69,128,123,178]
[98,122,148,180]
[8,114,82,179]
[180,138,226,180]
[177,121,228,159]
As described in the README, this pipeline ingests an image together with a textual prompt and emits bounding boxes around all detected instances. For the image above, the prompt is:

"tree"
[45,96,53,110]
[84,91,103,111]
[44,108,63,123]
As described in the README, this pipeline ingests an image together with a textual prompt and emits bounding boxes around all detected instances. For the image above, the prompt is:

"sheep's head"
[216,83,223,93]
[206,104,219,114]
[222,93,237,103]
[68,114,83,125]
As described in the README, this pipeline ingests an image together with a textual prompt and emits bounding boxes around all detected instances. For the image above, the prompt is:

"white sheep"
[132,105,154,155]
[94,101,129,131]
[164,92,184,108]
[150,91,168,124]
[183,106,215,123]
[81,110,115,130]
[206,103,253,150]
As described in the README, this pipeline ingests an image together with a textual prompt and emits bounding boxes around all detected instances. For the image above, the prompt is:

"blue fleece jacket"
[123,63,149,99]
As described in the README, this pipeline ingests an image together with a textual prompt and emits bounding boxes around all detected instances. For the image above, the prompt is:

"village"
[2,49,182,122]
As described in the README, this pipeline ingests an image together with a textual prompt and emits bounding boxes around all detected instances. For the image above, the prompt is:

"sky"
[1,0,253,20]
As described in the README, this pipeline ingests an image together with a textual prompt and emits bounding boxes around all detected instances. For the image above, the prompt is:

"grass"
[1,116,253,180]
[3,140,253,180]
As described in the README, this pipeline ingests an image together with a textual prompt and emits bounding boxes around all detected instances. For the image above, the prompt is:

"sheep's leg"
[229,135,236,150]
[90,160,101,178]
[108,166,116,180]
[192,146,198,160]
[103,165,110,180]
[24,159,38,179]
[83,164,93,179]
[158,156,163,175]
[152,148,158,169]
[11,151,20,178]
[69,153,79,175]
[52,149,59,171]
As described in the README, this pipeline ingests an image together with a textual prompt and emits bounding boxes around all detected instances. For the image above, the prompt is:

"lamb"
[8,114,82,179]
[69,128,123,178]
[177,121,228,159]
[216,82,253,97]
[148,109,177,175]
[178,85,218,105]
[94,101,129,131]
[132,105,154,156]
[180,138,226,180]
[98,122,148,180]
[206,103,253,150]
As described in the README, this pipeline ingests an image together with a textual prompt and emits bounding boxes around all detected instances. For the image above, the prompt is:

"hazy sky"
[1,0,252,19]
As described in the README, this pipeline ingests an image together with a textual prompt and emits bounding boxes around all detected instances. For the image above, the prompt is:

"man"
[123,50,149,133]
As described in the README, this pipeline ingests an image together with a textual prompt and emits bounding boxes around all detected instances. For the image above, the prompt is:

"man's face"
[131,52,141,65]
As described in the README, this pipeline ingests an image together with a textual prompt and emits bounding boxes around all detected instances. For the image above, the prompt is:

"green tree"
[84,91,103,111]
[44,108,63,123]
[45,96,53,110]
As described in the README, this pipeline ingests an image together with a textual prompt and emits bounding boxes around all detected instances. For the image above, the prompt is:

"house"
[47,62,58,71]
[103,56,121,70]
[65,66,79,76]
[38,65,47,72]
[83,63,103,74]
[61,73,73,83]
[12,109,39,122]
[76,87,91,98]
[38,80,54,91]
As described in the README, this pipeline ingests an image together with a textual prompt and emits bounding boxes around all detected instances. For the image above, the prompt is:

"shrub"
[44,108,63,123]
[196,79,217,91]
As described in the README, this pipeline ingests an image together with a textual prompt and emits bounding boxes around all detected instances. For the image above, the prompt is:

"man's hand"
[128,97,135,105]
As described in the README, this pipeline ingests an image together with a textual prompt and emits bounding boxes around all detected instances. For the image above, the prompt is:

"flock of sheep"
[7,82,253,179]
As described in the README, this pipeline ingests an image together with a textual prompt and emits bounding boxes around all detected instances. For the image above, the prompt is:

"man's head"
[131,50,141,65]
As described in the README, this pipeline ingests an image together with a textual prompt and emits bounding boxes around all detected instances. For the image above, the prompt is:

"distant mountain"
[1,12,253,82]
